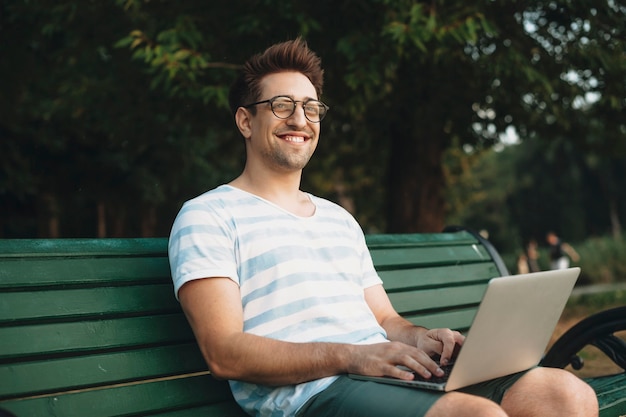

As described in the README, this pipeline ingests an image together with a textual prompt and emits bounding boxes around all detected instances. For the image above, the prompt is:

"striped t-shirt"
[168,185,388,416]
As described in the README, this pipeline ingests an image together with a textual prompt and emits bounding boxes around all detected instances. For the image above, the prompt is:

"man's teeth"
[283,136,305,143]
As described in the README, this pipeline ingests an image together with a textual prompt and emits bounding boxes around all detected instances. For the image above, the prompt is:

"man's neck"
[229,169,315,217]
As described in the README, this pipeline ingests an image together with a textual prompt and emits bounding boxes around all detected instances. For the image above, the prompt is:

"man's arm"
[179,278,447,385]
[364,284,464,366]
[562,242,580,262]
[179,277,351,385]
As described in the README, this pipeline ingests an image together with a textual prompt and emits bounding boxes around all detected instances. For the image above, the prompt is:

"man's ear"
[235,107,252,139]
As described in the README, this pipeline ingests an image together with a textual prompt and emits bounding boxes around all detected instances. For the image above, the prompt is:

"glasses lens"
[267,96,328,122]
[270,97,296,118]
[304,101,326,122]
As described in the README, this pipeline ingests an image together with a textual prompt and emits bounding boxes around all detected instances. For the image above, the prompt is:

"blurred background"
[1,0,625,283]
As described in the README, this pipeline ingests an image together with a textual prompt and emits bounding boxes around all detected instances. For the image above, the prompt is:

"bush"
[503,234,626,285]
[576,235,626,285]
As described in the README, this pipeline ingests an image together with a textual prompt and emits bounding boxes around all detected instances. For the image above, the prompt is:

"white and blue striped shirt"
[168,185,388,416]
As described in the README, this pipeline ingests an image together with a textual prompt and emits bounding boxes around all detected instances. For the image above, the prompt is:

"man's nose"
[286,104,308,126]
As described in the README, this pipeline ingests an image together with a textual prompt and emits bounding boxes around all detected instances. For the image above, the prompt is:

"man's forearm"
[201,331,355,385]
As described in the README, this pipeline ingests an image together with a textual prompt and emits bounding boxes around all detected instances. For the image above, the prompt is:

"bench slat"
[0,314,193,359]
[365,232,477,247]
[389,283,487,316]
[0,238,169,257]
[0,374,245,417]
[0,257,170,289]
[586,373,626,417]
[147,402,249,417]
[403,307,479,331]
[369,244,491,269]
[1,284,178,324]
[381,263,498,291]
[0,344,206,399]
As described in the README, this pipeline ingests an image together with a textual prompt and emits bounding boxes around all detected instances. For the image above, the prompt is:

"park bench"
[0,229,624,417]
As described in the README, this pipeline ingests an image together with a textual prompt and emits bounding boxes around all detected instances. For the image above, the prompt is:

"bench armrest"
[540,306,626,372]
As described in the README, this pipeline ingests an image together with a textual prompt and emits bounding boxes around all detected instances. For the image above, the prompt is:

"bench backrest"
[0,230,506,417]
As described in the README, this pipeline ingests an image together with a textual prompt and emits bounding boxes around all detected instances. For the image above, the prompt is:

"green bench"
[0,230,624,416]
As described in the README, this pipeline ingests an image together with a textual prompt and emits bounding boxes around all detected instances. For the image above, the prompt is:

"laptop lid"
[349,267,580,391]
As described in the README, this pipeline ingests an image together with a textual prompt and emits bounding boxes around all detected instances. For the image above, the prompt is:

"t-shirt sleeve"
[168,200,239,299]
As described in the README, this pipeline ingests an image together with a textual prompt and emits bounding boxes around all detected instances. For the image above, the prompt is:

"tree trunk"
[384,59,448,233]
[40,193,60,238]
[609,199,622,239]
[386,128,446,233]
[97,201,107,238]
[141,205,157,237]
[112,205,126,237]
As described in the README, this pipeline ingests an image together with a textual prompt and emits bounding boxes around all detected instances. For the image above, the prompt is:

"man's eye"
[305,105,320,115]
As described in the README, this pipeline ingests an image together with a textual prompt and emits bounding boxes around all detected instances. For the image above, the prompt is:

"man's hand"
[416,328,465,366]
[363,284,465,378]
[347,329,464,381]
[346,341,448,381]
[349,329,465,381]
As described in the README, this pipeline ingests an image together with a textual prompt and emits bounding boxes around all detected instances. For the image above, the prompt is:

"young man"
[168,38,598,417]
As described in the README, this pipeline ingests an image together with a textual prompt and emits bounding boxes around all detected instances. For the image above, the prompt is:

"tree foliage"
[1,0,624,238]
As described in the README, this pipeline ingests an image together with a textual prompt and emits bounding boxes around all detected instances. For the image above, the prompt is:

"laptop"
[349,267,580,391]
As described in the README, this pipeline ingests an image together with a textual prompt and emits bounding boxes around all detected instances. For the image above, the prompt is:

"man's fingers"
[439,332,464,365]
[433,330,464,365]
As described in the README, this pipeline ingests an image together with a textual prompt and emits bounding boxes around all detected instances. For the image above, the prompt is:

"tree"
[1,0,624,237]
[349,0,625,232]
[118,0,625,233]
[0,1,242,236]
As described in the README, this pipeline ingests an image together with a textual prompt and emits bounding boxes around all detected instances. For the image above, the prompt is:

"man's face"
[242,71,320,172]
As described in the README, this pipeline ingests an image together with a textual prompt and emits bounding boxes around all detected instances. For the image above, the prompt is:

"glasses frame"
[242,95,329,123]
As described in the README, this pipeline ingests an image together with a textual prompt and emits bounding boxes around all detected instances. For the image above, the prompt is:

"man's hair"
[228,37,324,118]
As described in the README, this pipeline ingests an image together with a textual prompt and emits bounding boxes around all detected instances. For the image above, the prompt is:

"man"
[168,38,598,417]
[547,231,580,270]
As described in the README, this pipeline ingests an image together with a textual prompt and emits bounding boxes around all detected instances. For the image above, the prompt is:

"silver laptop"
[349,267,580,391]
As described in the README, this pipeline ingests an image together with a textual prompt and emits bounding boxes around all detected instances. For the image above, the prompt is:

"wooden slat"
[0,374,245,417]
[146,402,248,417]
[366,232,477,247]
[389,283,487,315]
[0,257,171,289]
[380,263,497,292]
[370,244,491,269]
[0,238,169,257]
[0,284,178,324]
[0,314,194,359]
[403,307,480,332]
[0,344,207,399]
[587,373,626,417]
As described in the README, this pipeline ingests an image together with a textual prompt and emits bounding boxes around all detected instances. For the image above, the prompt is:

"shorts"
[296,370,529,417]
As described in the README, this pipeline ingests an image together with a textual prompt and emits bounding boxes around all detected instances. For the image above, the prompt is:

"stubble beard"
[264,141,315,171]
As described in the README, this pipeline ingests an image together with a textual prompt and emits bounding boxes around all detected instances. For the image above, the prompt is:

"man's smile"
[276,132,313,143]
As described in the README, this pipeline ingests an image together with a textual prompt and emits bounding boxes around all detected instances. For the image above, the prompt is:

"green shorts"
[296,370,528,417]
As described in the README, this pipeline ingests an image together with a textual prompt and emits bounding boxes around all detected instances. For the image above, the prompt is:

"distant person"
[546,232,580,270]
[516,252,529,274]
[526,239,540,272]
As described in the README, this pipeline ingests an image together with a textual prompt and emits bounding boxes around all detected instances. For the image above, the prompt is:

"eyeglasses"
[242,95,329,123]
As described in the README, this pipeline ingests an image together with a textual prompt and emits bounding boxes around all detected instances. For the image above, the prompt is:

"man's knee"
[503,367,598,416]
[512,367,596,399]
[426,392,507,417]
